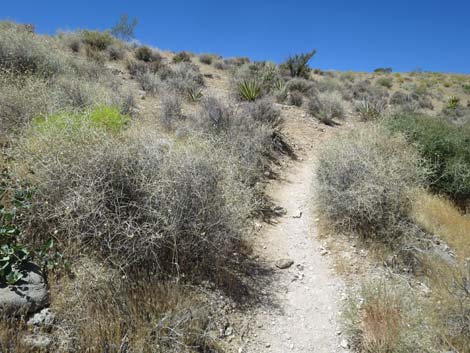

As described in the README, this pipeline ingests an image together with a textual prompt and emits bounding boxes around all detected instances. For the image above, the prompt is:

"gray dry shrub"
[243,98,281,127]
[308,91,347,121]
[160,93,183,129]
[17,119,253,277]
[0,22,63,77]
[316,126,425,241]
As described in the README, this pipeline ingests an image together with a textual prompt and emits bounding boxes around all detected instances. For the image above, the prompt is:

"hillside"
[1,21,470,353]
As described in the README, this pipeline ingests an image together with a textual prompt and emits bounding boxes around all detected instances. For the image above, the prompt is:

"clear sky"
[2,0,469,73]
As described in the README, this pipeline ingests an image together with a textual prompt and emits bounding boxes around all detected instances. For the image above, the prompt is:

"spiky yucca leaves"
[238,80,262,101]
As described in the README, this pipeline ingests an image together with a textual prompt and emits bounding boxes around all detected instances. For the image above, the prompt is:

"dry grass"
[412,191,470,259]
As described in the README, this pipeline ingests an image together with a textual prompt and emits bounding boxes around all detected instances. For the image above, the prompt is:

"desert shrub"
[160,94,183,129]
[17,117,253,278]
[126,58,148,76]
[0,75,52,133]
[286,78,316,94]
[288,91,304,107]
[316,76,344,93]
[316,126,425,240]
[198,96,233,132]
[308,91,347,123]
[390,91,433,111]
[196,96,274,186]
[136,72,160,95]
[81,30,114,51]
[199,54,215,65]
[172,51,191,63]
[462,83,470,94]
[59,31,82,53]
[0,22,63,76]
[238,80,262,101]
[213,60,228,70]
[351,80,389,101]
[107,43,126,60]
[187,86,203,102]
[440,104,470,125]
[386,114,470,203]
[135,46,154,62]
[242,98,281,127]
[159,62,204,96]
[224,57,250,67]
[376,77,393,89]
[280,50,316,78]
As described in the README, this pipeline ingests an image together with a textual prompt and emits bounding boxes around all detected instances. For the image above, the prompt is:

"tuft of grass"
[412,191,470,259]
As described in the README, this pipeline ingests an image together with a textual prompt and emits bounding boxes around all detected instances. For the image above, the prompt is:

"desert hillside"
[1,21,470,353]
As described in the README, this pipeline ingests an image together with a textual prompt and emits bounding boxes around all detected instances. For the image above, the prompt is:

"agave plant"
[238,80,261,101]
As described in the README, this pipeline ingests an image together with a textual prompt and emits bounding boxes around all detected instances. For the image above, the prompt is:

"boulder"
[275,258,294,269]
[0,262,48,315]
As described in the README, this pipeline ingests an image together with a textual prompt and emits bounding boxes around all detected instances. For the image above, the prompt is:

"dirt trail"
[241,111,346,353]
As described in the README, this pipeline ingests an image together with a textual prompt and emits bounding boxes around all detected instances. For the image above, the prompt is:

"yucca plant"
[356,99,386,121]
[187,86,203,102]
[238,80,261,101]
[446,95,460,109]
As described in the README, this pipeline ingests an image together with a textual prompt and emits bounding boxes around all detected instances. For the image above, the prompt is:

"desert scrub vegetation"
[16,110,253,278]
[315,125,425,241]
[386,113,470,204]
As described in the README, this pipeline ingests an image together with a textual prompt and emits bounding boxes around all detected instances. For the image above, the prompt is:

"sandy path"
[242,134,345,352]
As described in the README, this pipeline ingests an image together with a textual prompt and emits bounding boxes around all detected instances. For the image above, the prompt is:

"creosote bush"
[316,126,425,241]
[386,113,470,203]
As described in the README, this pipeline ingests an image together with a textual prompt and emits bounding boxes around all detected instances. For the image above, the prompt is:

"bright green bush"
[238,80,261,101]
[34,106,129,134]
[386,114,470,202]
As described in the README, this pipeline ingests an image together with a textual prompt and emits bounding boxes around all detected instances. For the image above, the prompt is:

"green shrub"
[199,54,214,65]
[34,106,129,134]
[280,50,316,78]
[238,80,262,101]
[386,114,470,202]
[135,46,154,62]
[172,51,191,63]
[316,126,425,240]
[376,77,393,89]
[81,30,114,51]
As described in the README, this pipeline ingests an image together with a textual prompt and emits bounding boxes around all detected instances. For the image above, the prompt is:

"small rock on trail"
[275,259,294,269]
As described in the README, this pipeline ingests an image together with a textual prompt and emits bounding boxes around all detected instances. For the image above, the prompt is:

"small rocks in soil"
[275,258,294,269]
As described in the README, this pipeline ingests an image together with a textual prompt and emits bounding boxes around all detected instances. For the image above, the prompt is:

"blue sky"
[2,0,469,73]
